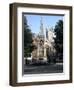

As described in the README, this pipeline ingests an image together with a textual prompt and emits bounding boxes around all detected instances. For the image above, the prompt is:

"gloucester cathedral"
[31,17,56,63]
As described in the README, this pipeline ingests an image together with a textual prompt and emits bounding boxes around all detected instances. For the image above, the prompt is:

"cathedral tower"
[39,17,44,39]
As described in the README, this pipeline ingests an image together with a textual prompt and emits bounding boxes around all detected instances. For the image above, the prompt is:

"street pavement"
[24,63,63,74]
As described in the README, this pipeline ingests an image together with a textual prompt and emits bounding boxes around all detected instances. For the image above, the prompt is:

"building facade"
[32,17,56,63]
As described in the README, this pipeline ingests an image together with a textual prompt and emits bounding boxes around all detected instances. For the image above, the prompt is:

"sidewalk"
[24,63,63,74]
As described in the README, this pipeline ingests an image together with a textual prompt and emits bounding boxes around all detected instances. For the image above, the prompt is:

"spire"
[41,17,43,25]
[46,28,48,39]
[39,17,44,37]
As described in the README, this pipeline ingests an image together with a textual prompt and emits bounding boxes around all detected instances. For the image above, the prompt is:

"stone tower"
[37,17,47,61]
[39,17,44,38]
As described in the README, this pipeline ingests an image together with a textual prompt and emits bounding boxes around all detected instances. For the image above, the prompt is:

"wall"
[0,0,74,90]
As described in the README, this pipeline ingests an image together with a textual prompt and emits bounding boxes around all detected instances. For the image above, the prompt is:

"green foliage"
[24,16,33,57]
[54,20,63,57]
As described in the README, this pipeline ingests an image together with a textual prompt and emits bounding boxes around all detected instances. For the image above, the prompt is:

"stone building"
[31,17,56,63]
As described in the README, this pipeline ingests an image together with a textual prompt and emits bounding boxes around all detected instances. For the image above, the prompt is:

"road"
[24,63,63,74]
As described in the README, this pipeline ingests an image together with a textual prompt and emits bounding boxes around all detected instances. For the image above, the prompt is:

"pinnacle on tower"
[39,17,44,38]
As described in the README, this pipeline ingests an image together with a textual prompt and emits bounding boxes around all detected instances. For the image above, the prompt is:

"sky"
[24,14,63,34]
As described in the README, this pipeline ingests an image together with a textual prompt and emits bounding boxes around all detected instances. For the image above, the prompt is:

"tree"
[54,20,63,60]
[24,16,33,57]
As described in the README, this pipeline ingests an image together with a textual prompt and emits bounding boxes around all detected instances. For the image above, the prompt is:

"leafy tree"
[54,20,63,60]
[24,16,33,57]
